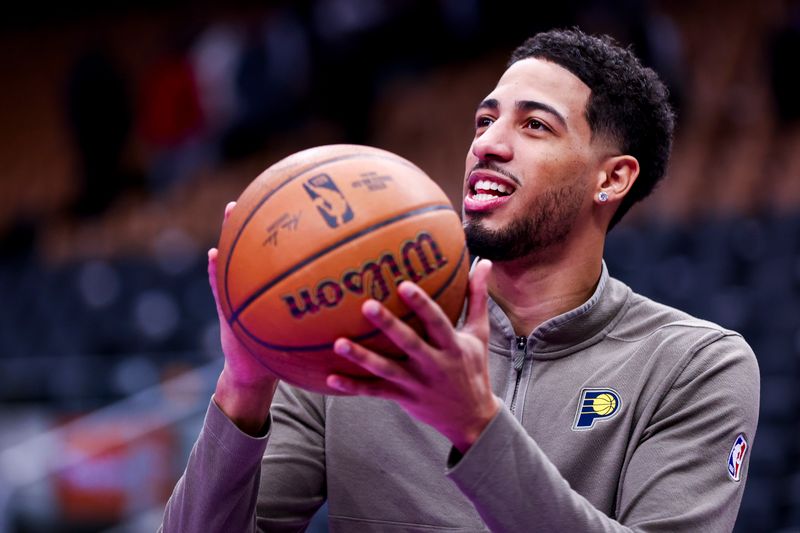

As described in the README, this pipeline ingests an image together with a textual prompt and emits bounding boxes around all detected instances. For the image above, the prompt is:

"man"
[162,28,759,531]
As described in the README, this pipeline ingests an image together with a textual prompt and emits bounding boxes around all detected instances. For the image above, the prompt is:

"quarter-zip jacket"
[161,263,759,532]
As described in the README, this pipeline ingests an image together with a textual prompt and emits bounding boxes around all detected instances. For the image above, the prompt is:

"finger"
[333,338,413,383]
[207,248,227,320]
[224,201,236,222]
[464,259,492,341]
[326,372,408,401]
[397,281,457,350]
[362,299,431,361]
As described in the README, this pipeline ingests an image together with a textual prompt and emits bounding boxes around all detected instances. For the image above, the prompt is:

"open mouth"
[471,178,514,201]
[464,174,516,212]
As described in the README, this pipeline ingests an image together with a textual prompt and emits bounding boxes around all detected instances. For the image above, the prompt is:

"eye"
[525,118,550,132]
[475,116,494,129]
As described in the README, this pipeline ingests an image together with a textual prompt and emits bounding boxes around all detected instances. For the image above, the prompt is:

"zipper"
[509,336,527,415]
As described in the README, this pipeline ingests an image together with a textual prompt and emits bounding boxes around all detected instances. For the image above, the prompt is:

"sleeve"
[159,397,271,533]
[159,384,327,533]
[255,384,327,531]
[446,333,760,532]
[616,334,759,530]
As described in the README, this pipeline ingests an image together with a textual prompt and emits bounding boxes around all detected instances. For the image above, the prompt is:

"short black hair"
[509,28,675,230]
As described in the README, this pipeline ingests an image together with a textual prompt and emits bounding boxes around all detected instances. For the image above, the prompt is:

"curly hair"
[508,28,675,230]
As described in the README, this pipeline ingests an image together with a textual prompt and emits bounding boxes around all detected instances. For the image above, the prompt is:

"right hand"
[210,201,279,434]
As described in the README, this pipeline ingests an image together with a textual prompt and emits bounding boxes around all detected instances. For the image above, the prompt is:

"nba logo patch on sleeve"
[727,434,748,482]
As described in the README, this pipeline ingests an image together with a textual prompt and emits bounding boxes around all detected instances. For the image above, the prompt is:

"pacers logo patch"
[573,388,621,430]
[727,434,748,482]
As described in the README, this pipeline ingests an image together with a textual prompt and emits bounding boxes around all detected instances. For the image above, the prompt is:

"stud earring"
[598,191,609,203]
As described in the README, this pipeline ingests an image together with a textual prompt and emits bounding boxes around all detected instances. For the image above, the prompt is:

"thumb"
[464,259,492,341]
[211,201,236,322]
[208,247,228,322]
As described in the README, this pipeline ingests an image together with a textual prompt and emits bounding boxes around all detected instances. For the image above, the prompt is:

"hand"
[327,259,500,453]
[210,201,279,434]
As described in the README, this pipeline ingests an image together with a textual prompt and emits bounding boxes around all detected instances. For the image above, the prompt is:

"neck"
[487,238,604,336]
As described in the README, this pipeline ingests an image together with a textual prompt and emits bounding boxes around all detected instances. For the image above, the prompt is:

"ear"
[595,155,640,205]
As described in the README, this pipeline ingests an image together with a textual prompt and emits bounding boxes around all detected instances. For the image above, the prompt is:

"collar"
[485,260,631,360]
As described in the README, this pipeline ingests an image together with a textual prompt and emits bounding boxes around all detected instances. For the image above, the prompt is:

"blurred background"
[0,0,797,531]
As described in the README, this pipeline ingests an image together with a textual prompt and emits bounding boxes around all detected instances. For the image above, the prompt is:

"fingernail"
[363,300,380,318]
[334,340,351,355]
[328,376,349,391]
[399,283,416,299]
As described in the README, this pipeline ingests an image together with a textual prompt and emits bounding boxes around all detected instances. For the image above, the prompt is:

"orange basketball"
[216,144,469,394]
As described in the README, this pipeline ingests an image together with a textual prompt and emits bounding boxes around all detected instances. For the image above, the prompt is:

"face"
[463,57,603,261]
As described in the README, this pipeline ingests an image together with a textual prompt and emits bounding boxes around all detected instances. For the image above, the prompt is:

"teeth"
[473,193,496,202]
[474,179,512,194]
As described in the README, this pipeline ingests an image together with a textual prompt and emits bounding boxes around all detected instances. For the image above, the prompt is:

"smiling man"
[162,29,759,532]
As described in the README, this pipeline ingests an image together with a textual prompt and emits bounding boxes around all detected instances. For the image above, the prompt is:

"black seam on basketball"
[222,152,425,315]
[234,243,468,352]
[229,204,456,324]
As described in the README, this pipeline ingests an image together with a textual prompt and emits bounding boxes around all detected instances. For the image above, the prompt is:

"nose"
[471,121,512,162]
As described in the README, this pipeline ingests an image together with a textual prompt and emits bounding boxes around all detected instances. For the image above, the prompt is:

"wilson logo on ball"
[302,173,354,228]
[281,232,448,319]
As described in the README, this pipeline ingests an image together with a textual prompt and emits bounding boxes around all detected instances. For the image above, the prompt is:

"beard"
[464,183,585,262]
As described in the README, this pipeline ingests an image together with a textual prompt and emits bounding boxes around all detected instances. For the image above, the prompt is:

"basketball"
[216,144,470,394]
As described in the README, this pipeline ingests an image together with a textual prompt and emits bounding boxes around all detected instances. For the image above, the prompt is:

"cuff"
[445,404,517,490]
[204,396,271,462]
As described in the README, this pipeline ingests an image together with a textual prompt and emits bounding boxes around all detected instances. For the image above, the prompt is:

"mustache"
[470,161,522,187]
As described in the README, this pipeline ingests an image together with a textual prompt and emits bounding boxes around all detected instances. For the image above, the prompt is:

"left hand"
[327,259,500,453]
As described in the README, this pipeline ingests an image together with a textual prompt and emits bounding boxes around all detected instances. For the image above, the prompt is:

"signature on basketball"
[351,172,393,191]
[262,212,302,247]
[281,232,448,319]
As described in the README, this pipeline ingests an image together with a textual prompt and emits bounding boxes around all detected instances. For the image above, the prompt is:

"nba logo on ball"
[303,173,354,228]
[727,434,748,482]
[573,388,621,430]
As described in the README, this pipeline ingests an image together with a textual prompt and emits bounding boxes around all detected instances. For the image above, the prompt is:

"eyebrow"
[477,98,568,131]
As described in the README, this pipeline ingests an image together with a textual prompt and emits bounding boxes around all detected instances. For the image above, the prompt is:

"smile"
[464,173,516,212]
[472,179,513,200]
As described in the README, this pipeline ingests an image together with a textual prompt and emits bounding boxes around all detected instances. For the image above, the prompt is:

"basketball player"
[162,29,758,531]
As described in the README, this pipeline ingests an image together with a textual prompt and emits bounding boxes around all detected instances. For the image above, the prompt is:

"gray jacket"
[161,265,759,532]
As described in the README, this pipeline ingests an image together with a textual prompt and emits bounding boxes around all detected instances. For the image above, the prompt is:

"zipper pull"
[513,336,526,372]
